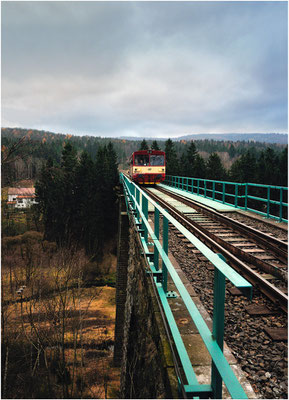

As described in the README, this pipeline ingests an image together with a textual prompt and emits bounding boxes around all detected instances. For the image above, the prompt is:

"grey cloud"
[1,1,287,137]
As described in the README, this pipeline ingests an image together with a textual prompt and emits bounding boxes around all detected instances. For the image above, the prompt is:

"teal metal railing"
[121,173,252,399]
[164,175,288,223]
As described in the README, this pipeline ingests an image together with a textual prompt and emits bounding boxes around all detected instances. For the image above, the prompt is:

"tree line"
[2,128,287,187]
[140,139,288,187]
[35,141,119,257]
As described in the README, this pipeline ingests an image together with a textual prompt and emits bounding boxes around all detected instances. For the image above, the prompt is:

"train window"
[150,155,165,166]
[135,155,149,165]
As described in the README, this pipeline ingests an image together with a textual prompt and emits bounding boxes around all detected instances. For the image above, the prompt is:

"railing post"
[267,187,270,218]
[162,216,168,292]
[213,181,215,201]
[280,188,283,222]
[211,253,226,399]
[235,184,238,208]
[204,180,207,198]
[154,208,160,270]
[197,179,200,195]
[245,183,248,210]
[222,183,225,204]
[191,178,194,194]
[142,195,148,242]
[136,188,140,220]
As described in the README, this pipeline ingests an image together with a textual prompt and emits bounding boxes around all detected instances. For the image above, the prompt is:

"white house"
[7,188,37,209]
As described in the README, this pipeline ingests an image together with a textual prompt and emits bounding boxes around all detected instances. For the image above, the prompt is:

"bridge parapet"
[118,173,254,399]
[165,175,288,223]
[114,192,179,398]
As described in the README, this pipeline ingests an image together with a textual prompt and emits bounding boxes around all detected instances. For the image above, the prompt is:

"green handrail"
[121,173,252,399]
[165,175,288,223]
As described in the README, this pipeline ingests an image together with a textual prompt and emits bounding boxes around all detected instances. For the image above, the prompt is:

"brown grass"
[2,237,120,398]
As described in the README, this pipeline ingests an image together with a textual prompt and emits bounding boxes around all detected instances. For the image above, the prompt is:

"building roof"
[8,188,35,196]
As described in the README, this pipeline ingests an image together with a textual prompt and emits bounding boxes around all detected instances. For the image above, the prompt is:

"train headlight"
[134,168,140,172]
[158,168,165,172]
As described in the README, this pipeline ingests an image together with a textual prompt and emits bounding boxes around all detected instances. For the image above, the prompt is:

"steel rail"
[158,185,288,261]
[156,186,288,283]
[144,188,288,313]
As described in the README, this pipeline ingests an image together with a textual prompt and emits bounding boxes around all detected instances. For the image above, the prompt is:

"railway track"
[143,186,288,313]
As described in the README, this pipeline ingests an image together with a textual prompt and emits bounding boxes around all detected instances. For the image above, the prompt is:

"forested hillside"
[1,127,288,187]
[1,140,120,398]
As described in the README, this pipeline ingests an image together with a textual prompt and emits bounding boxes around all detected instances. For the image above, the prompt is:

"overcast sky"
[1,1,288,138]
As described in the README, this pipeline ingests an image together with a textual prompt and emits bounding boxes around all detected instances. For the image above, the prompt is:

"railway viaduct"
[113,174,287,399]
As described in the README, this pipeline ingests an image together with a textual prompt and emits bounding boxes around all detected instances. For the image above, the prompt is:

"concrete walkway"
[147,216,257,399]
[159,183,238,212]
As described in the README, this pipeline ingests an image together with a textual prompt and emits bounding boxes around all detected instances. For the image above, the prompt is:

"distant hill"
[176,133,288,144]
[120,133,288,144]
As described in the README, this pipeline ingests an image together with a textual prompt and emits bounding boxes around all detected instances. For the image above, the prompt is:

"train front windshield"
[134,154,150,165]
[150,155,165,166]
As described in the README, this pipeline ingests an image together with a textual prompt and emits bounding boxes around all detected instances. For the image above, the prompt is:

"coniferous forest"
[2,135,120,398]
[1,127,288,187]
[36,142,119,255]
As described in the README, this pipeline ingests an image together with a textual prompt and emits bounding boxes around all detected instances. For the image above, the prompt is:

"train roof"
[132,150,165,155]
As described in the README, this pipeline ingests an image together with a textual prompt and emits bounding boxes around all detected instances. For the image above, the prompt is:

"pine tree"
[194,154,207,179]
[105,142,119,187]
[178,153,187,176]
[165,139,179,176]
[73,151,95,250]
[185,141,198,177]
[278,146,288,186]
[257,148,277,185]
[228,144,236,158]
[151,140,160,151]
[229,150,257,183]
[61,142,79,245]
[61,142,78,173]
[35,158,66,243]
[139,139,149,150]
[206,153,226,181]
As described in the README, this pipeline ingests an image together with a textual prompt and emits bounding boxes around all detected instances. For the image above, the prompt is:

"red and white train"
[129,150,166,185]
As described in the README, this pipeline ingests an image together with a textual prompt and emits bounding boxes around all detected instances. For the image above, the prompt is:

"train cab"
[129,150,166,185]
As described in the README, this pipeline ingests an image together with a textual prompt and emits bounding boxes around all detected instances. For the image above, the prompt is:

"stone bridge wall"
[114,194,179,399]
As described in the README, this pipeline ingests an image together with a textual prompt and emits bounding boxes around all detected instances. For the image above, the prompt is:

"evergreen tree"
[194,154,207,179]
[73,151,95,251]
[151,140,160,150]
[229,150,257,183]
[228,144,236,158]
[105,142,119,187]
[184,141,198,177]
[178,153,187,176]
[206,153,226,180]
[61,142,78,173]
[278,146,288,186]
[256,148,277,185]
[165,139,179,176]
[35,158,66,243]
[103,142,119,240]
[229,158,242,182]
[139,139,149,150]
[60,142,79,245]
